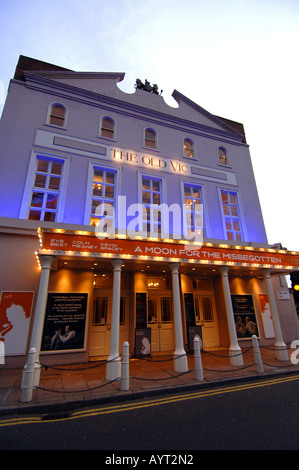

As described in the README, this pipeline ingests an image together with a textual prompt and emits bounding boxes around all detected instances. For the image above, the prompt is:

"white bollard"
[252,335,264,374]
[21,347,37,403]
[120,341,130,391]
[194,336,204,381]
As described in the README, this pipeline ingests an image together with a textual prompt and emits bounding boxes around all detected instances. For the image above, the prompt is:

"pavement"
[1,344,299,417]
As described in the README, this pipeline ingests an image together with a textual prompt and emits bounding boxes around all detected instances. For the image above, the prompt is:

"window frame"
[218,188,247,242]
[143,127,158,150]
[46,103,67,129]
[137,171,166,238]
[20,152,69,222]
[183,138,196,160]
[84,162,121,228]
[217,146,230,167]
[180,181,207,240]
[99,116,116,140]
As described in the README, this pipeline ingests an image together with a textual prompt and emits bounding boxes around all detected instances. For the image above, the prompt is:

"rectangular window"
[183,183,204,239]
[28,157,64,222]
[141,175,162,236]
[90,167,116,228]
[220,190,243,241]
[93,297,108,325]
[160,297,173,323]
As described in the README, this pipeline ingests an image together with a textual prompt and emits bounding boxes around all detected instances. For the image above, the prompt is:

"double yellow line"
[1,374,298,428]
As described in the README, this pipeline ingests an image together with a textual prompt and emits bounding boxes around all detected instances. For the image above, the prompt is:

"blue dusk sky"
[0,0,299,250]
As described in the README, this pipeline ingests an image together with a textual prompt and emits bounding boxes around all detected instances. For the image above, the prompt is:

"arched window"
[100,117,115,139]
[218,147,229,165]
[183,138,194,158]
[49,104,66,127]
[144,128,157,149]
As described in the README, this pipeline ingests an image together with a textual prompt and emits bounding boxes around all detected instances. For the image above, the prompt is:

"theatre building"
[0,56,299,379]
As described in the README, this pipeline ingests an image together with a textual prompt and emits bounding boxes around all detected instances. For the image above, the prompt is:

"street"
[1,374,299,451]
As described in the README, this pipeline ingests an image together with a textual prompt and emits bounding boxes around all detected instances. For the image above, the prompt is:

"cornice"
[172,90,245,136]
[21,72,246,145]
[25,70,125,81]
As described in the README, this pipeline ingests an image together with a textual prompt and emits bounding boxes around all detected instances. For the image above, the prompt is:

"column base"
[173,353,188,373]
[106,357,121,381]
[275,345,289,361]
[229,348,244,367]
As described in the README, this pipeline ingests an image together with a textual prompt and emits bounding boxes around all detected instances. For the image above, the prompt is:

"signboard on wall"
[231,294,259,339]
[277,290,290,300]
[41,293,88,351]
[0,291,34,356]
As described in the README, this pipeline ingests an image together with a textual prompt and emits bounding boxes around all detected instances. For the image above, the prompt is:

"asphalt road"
[1,373,299,452]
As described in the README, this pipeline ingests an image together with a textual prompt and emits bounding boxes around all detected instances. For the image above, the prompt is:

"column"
[106,259,122,380]
[263,268,289,361]
[219,266,244,366]
[22,255,54,388]
[169,262,188,372]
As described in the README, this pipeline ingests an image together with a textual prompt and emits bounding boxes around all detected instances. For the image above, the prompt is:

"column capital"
[169,262,180,274]
[219,265,230,276]
[39,255,55,269]
[262,268,272,279]
[111,259,123,271]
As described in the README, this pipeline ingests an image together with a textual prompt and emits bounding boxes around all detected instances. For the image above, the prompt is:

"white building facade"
[0,56,298,377]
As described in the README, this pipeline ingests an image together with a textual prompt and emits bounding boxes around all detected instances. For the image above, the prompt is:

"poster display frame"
[231,294,259,339]
[41,292,88,353]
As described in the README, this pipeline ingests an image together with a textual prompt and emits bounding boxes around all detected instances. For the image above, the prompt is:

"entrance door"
[90,290,128,357]
[148,295,175,352]
[194,295,219,348]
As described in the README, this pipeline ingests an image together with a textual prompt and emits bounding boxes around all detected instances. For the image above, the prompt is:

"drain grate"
[41,411,70,421]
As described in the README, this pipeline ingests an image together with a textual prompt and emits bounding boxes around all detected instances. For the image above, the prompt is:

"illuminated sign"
[35,130,237,184]
[111,149,189,174]
[40,232,299,269]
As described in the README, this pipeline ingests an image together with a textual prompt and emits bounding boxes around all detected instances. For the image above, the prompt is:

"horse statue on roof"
[135,79,161,95]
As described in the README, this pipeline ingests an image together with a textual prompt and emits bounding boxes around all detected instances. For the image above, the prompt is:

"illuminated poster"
[41,293,87,351]
[231,294,259,338]
[258,294,275,338]
[0,291,34,356]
